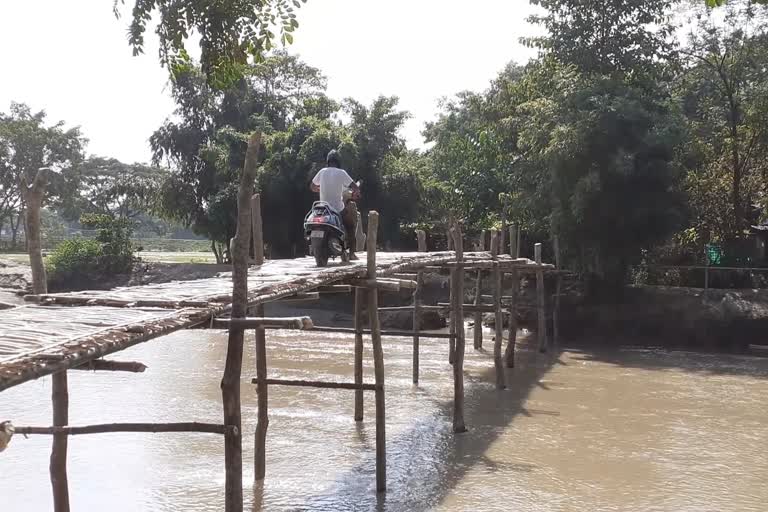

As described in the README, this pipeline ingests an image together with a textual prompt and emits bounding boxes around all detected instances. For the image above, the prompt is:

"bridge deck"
[0,251,551,392]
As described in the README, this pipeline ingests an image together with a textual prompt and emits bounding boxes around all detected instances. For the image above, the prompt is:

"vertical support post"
[412,271,423,384]
[473,230,486,350]
[366,212,386,493]
[448,265,456,365]
[354,288,365,420]
[416,229,427,252]
[509,224,518,258]
[704,246,710,295]
[491,231,505,389]
[413,229,426,384]
[451,226,467,432]
[553,236,562,348]
[516,226,521,258]
[50,371,69,512]
[251,194,264,266]
[535,243,547,354]
[504,267,518,368]
[223,131,261,512]
[501,197,509,255]
[253,304,268,480]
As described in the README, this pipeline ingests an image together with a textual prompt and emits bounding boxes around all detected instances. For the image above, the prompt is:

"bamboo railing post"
[504,267,518,368]
[412,229,426,384]
[222,131,261,512]
[366,212,386,493]
[416,229,427,253]
[251,194,264,266]
[473,230,486,350]
[553,236,562,348]
[516,225,521,258]
[535,243,547,354]
[491,231,505,389]
[354,288,365,420]
[452,226,467,433]
[509,224,518,259]
[448,264,457,365]
[253,304,268,481]
[50,371,69,512]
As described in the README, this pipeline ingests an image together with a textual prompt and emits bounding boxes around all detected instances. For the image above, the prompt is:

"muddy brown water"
[1,322,767,511]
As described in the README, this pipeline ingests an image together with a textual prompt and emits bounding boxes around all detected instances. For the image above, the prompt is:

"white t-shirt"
[312,166,353,213]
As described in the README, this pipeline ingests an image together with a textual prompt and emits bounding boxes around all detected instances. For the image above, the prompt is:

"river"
[1,317,767,511]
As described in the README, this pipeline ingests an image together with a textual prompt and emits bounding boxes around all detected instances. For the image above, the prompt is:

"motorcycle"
[304,181,361,267]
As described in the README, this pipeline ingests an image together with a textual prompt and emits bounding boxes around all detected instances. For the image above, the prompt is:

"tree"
[151,53,332,262]
[678,1,768,236]
[527,0,676,77]
[116,0,306,87]
[57,157,167,221]
[0,102,85,248]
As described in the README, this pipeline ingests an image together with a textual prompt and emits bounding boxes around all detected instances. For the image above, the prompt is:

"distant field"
[1,251,218,265]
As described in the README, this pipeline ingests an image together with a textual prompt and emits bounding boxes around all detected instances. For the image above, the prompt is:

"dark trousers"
[341,200,358,253]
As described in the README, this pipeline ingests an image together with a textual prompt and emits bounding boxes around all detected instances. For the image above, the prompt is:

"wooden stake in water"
[491,231,506,389]
[253,304,268,480]
[366,212,387,492]
[535,243,548,353]
[354,288,365,420]
[473,231,486,350]
[451,226,467,432]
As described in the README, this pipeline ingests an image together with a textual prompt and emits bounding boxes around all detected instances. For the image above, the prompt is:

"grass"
[1,251,219,265]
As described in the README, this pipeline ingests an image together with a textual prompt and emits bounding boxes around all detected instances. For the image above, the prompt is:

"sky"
[0,0,541,164]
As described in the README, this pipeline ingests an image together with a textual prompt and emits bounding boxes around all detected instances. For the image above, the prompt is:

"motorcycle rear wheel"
[311,237,329,267]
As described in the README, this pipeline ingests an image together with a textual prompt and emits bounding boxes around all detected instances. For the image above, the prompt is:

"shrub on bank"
[47,214,137,287]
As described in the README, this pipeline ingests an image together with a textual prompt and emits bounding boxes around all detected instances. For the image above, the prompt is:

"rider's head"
[326,149,341,168]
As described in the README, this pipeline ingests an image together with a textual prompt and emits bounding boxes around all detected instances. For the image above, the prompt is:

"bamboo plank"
[14,422,232,435]
[251,378,378,391]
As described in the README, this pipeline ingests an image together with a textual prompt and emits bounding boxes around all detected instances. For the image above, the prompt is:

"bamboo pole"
[253,304,268,481]
[451,226,467,433]
[535,243,547,354]
[251,194,264,266]
[222,131,261,512]
[366,211,386,492]
[509,224,518,259]
[553,236,562,348]
[412,270,422,385]
[491,232,506,389]
[416,229,427,252]
[50,371,69,512]
[252,379,377,391]
[473,230,486,350]
[73,360,147,373]
[504,267,518,368]
[310,326,455,339]
[214,317,313,330]
[354,288,365,421]
[15,422,233,435]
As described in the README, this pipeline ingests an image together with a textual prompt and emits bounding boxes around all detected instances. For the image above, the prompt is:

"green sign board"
[706,244,722,266]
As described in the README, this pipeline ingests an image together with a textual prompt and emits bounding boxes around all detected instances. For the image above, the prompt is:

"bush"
[47,215,137,286]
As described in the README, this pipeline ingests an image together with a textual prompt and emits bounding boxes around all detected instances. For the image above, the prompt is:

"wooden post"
[509,224,518,258]
[473,230,486,350]
[251,194,264,266]
[50,371,69,512]
[704,246,710,294]
[535,243,547,354]
[504,267,518,368]
[501,197,509,256]
[366,212,386,493]
[516,226,521,258]
[452,226,467,432]
[491,232,505,389]
[448,264,456,365]
[553,236,562,348]
[354,288,365,420]
[222,131,261,512]
[253,304,268,481]
[416,229,427,252]
[22,169,69,512]
[412,271,422,385]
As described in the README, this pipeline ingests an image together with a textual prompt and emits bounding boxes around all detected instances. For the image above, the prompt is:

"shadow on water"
[566,344,768,380]
[253,340,562,512]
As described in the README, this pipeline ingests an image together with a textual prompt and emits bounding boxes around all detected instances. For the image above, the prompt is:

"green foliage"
[116,0,307,87]
[0,102,85,239]
[48,214,137,284]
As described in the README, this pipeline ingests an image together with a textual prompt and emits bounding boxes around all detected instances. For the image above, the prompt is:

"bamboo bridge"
[0,210,561,512]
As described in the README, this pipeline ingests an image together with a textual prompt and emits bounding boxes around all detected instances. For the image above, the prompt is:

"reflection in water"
[1,326,767,511]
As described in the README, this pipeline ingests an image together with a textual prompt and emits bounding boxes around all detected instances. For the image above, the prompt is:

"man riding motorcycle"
[310,150,361,261]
